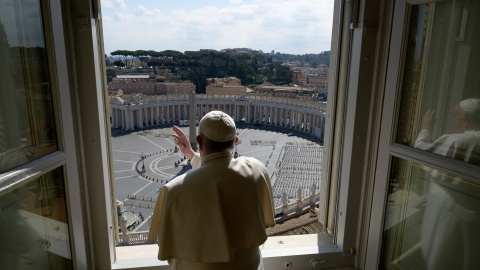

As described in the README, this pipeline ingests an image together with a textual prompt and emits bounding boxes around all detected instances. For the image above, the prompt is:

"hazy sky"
[101,0,334,55]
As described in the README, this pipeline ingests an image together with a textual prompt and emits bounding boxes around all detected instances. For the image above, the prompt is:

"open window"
[366,0,480,269]
[7,0,465,269]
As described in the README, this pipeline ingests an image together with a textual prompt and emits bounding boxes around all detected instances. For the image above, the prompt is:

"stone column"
[279,109,283,126]
[236,105,240,122]
[165,105,170,124]
[129,110,134,130]
[119,109,122,128]
[150,107,154,126]
[254,106,257,122]
[124,109,129,130]
[295,110,299,129]
[321,115,325,137]
[159,106,163,124]
[302,113,307,131]
[295,112,299,130]
[312,115,315,134]
[110,108,115,127]
[118,109,121,129]
[301,112,305,130]
[145,108,148,127]
[290,110,295,129]
[278,107,281,125]
[111,108,115,127]
[175,105,178,122]
[121,109,126,129]
[267,107,271,124]
[261,106,264,122]
[262,106,266,124]
[139,108,144,128]
[274,107,277,125]
[115,108,119,127]
[286,110,290,127]
[309,114,313,133]
[145,108,149,127]
[111,108,118,128]
[177,104,181,122]
[233,105,237,122]
[298,111,302,130]
[284,109,288,126]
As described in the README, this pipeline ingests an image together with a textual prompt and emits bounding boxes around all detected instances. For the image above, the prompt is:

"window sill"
[113,233,341,270]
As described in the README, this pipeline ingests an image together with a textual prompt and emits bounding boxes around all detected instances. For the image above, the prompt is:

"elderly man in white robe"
[414,98,480,270]
[148,111,275,270]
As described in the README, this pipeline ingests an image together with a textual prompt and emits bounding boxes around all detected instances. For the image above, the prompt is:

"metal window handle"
[310,259,327,267]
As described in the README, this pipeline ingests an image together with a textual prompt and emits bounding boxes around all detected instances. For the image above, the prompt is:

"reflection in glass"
[396,1,480,166]
[0,167,73,269]
[0,0,57,173]
[381,157,480,270]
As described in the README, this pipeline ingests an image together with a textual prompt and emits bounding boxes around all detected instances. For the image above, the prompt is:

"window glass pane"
[396,1,480,166]
[381,157,480,269]
[0,167,73,269]
[0,0,58,173]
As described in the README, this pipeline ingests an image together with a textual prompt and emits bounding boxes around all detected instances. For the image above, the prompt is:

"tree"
[111,50,134,67]
[113,60,125,67]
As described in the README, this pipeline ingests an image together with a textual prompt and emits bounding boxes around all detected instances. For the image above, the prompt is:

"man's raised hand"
[421,109,436,131]
[172,126,195,160]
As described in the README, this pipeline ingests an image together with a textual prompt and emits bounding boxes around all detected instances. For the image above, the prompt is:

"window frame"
[365,0,480,268]
[0,0,90,268]
[61,0,401,269]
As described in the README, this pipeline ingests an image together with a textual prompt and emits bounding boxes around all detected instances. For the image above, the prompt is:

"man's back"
[148,152,275,267]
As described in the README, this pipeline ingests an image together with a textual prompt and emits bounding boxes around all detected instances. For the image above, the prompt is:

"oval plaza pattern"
[110,92,327,244]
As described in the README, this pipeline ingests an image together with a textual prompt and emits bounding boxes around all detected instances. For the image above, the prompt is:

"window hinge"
[344,247,356,256]
[350,0,360,29]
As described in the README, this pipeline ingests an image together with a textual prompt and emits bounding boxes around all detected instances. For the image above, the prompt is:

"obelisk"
[188,83,197,150]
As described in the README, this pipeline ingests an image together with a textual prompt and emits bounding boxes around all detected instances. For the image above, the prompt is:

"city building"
[108,73,192,95]
[292,70,303,85]
[1,0,478,269]
[205,77,249,95]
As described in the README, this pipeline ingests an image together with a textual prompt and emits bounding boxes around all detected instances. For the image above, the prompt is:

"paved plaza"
[111,123,322,233]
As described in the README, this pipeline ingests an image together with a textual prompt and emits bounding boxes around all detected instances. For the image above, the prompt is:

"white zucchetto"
[198,111,236,142]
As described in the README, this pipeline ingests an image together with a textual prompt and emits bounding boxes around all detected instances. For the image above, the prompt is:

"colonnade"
[110,94,327,138]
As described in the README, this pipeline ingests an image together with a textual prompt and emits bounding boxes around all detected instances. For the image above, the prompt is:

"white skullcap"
[198,111,236,142]
[460,98,480,117]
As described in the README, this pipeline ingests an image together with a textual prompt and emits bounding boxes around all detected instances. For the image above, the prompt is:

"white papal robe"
[148,152,275,270]
[414,129,480,270]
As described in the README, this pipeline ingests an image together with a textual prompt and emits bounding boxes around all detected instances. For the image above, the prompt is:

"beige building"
[206,77,248,95]
[108,74,192,95]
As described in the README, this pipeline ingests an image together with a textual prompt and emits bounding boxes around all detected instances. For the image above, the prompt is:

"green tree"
[113,60,125,67]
